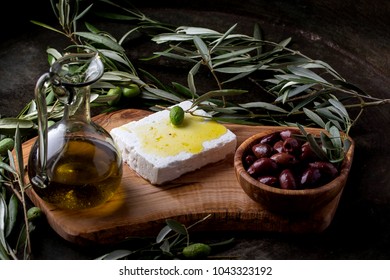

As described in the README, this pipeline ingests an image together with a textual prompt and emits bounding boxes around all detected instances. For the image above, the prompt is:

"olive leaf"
[0,194,8,252]
[0,240,9,260]
[191,89,247,108]
[303,108,326,128]
[145,87,184,103]
[159,239,173,255]
[165,219,188,236]
[287,65,330,85]
[30,20,66,36]
[75,32,125,53]
[177,26,222,36]
[156,224,173,244]
[153,51,198,63]
[193,36,212,68]
[210,23,238,52]
[14,125,25,183]
[0,162,18,177]
[0,118,36,136]
[95,249,135,260]
[320,132,336,150]
[306,133,329,161]
[188,61,201,96]
[172,82,198,99]
[5,194,18,238]
[240,102,289,113]
[328,98,350,120]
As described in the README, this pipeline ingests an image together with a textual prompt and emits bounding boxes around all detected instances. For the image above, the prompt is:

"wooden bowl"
[234,127,355,214]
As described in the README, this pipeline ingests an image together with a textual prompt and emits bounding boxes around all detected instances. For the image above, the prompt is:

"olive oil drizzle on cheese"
[133,114,227,157]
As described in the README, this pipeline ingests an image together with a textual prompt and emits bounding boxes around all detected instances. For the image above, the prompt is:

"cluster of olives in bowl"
[234,127,354,213]
[243,129,338,190]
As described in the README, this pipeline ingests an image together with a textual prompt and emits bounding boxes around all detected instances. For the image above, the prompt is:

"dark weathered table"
[1,0,389,259]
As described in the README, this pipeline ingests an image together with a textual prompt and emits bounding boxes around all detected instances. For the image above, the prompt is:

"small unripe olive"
[27,206,43,221]
[106,86,122,106]
[0,138,14,156]
[170,106,185,126]
[182,243,211,258]
[122,84,140,99]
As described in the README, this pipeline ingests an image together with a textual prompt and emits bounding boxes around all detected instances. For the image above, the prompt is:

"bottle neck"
[63,85,91,123]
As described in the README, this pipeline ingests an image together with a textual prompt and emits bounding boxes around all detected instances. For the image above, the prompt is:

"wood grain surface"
[21,109,346,245]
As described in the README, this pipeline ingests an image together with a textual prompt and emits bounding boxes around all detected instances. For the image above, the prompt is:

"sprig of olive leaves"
[97,215,235,260]
[148,24,390,133]
[3,0,387,136]
[85,0,389,132]
[0,127,42,260]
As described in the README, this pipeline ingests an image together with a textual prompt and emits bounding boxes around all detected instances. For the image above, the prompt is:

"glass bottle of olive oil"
[28,53,122,210]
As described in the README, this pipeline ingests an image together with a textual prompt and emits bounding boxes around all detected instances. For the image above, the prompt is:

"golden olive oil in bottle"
[28,53,122,210]
[28,136,122,210]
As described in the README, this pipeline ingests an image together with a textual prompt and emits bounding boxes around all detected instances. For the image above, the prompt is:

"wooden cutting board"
[21,109,344,245]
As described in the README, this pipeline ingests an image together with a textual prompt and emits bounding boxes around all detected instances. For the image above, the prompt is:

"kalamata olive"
[273,140,284,153]
[282,137,300,154]
[247,158,278,176]
[300,141,319,162]
[243,130,341,191]
[309,161,338,179]
[244,154,257,168]
[280,129,299,140]
[260,132,280,145]
[279,169,298,189]
[300,167,322,188]
[270,152,298,167]
[258,175,279,186]
[252,143,273,158]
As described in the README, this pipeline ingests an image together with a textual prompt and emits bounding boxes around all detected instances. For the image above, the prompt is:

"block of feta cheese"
[110,100,237,185]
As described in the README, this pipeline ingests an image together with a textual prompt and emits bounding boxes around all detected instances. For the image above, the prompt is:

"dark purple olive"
[282,137,300,154]
[273,140,284,153]
[258,175,278,186]
[260,132,281,145]
[247,158,278,176]
[270,152,298,167]
[280,129,299,140]
[244,154,257,167]
[309,161,339,179]
[300,167,322,188]
[252,143,273,158]
[243,131,341,191]
[300,142,319,162]
[279,169,298,189]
